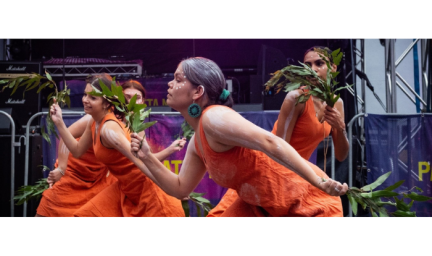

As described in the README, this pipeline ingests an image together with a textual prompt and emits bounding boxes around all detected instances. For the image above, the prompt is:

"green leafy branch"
[13,165,50,205]
[175,120,194,141]
[86,79,156,133]
[347,171,432,217]
[0,71,71,145]
[181,192,214,217]
[264,47,351,108]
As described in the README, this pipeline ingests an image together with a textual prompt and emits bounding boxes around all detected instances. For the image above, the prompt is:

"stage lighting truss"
[42,63,142,77]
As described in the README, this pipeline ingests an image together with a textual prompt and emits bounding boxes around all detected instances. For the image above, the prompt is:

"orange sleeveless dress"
[203,103,341,217]
[37,138,117,217]
[73,113,184,217]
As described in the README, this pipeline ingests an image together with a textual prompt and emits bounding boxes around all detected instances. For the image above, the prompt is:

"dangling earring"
[188,101,202,118]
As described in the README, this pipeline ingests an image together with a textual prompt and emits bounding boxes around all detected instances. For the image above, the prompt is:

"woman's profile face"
[303,50,336,84]
[82,83,106,115]
[166,63,194,110]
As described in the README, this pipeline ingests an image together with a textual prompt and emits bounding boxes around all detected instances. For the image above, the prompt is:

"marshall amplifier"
[0,61,42,134]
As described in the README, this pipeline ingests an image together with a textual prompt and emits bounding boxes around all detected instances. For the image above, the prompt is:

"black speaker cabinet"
[0,134,44,217]
[0,61,43,135]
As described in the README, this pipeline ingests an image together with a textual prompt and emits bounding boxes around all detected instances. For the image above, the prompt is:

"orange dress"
[73,113,184,217]
[36,138,117,217]
[203,104,341,217]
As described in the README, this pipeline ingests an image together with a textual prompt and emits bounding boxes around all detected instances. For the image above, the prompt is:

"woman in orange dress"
[48,75,185,217]
[130,57,348,217]
[207,46,349,216]
[35,114,115,217]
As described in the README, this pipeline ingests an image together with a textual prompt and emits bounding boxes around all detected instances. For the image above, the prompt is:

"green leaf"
[383,180,405,191]
[181,200,190,217]
[8,80,16,89]
[378,207,389,217]
[10,81,19,96]
[414,186,423,193]
[332,51,343,66]
[41,126,51,145]
[99,79,113,97]
[195,201,202,217]
[64,95,71,108]
[330,71,340,78]
[392,210,416,217]
[45,71,52,81]
[26,78,41,92]
[405,192,432,202]
[133,103,146,114]
[194,196,211,204]
[334,84,353,93]
[135,121,157,134]
[127,94,137,112]
[360,190,399,198]
[115,105,125,112]
[313,87,323,94]
[0,79,9,84]
[37,81,50,93]
[395,197,411,211]
[361,171,392,191]
[139,108,151,120]
[346,193,358,216]
[371,210,378,217]
[87,90,103,97]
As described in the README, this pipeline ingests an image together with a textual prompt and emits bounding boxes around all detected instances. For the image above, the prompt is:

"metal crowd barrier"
[347,113,365,217]
[0,110,21,217]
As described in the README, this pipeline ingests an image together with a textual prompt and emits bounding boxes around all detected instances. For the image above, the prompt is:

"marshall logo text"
[5,65,27,72]
[5,98,26,104]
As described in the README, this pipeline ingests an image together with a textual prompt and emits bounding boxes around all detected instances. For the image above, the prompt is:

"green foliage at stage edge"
[264,47,351,108]
[13,165,50,205]
[347,171,432,217]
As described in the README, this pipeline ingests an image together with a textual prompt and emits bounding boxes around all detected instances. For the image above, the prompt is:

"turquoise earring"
[188,101,202,118]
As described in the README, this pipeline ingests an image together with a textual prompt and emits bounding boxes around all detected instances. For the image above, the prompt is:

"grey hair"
[181,57,233,108]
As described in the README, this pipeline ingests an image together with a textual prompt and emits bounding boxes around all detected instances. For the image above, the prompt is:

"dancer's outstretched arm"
[199,107,347,196]
[153,138,187,161]
[50,102,93,158]
[132,106,348,198]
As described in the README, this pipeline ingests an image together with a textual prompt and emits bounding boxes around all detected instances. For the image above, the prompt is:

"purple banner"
[365,114,432,216]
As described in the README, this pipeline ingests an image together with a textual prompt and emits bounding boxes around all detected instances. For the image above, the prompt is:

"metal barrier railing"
[347,113,365,217]
[0,110,21,217]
